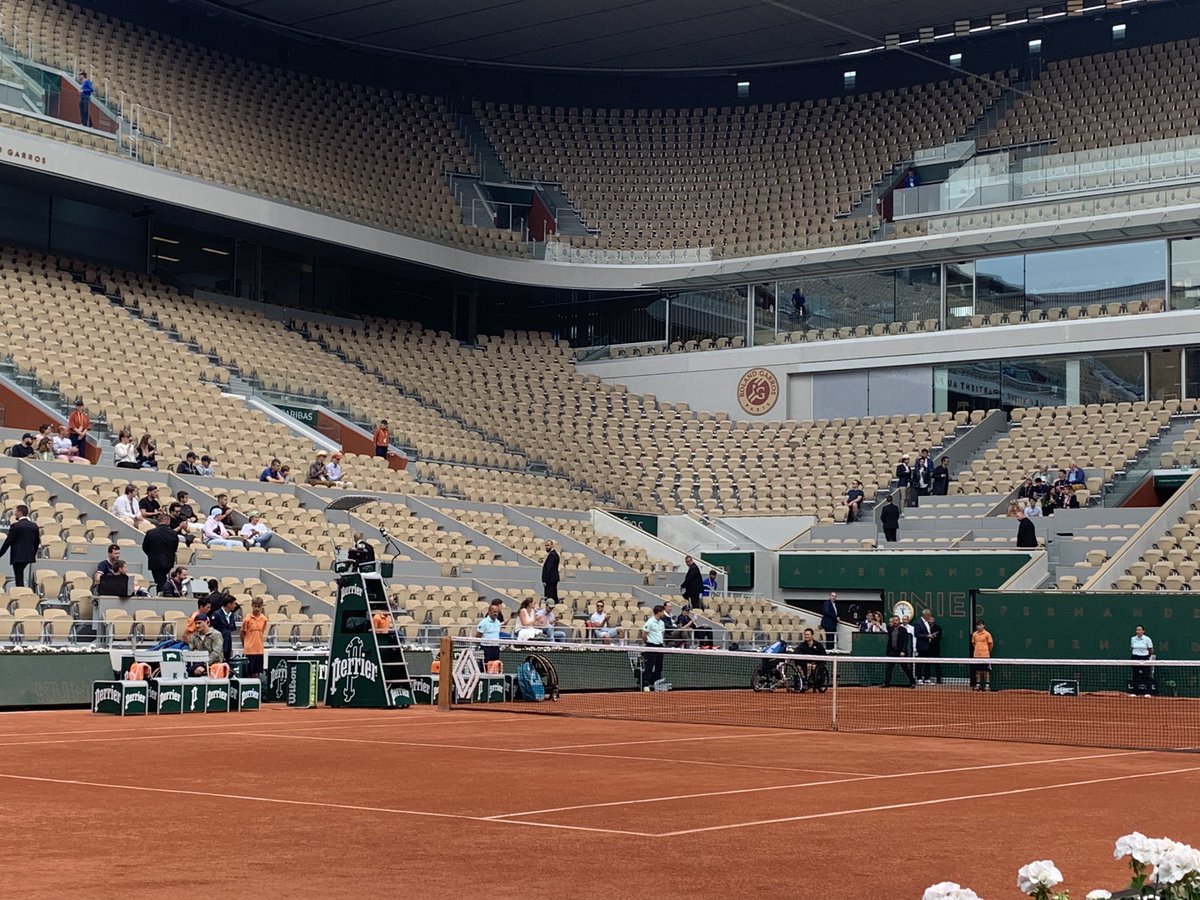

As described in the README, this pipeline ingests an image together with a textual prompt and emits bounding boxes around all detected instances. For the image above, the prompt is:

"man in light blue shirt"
[476,600,505,667]
[641,605,667,691]
[1129,625,1154,696]
[78,72,93,128]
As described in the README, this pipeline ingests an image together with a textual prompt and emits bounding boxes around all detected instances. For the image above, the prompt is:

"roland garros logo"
[737,368,779,415]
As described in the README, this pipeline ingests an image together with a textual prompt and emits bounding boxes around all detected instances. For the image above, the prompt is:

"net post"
[437,635,452,712]
[830,656,839,732]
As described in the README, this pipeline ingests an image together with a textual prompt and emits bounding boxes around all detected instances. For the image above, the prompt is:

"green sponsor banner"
[975,590,1200,661]
[92,680,149,716]
[150,679,184,714]
[182,682,207,713]
[780,552,1031,654]
[278,404,318,426]
[410,675,439,705]
[1,653,113,707]
[231,678,261,711]
[205,680,232,712]
[325,573,407,708]
[704,552,754,591]
[287,661,318,708]
[611,511,658,537]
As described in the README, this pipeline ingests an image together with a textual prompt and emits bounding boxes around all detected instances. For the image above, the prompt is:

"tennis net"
[443,637,1200,752]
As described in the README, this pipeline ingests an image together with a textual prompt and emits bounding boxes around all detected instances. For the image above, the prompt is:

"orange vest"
[240,613,268,655]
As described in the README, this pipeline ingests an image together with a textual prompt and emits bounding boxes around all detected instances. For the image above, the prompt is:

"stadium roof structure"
[176,0,1093,71]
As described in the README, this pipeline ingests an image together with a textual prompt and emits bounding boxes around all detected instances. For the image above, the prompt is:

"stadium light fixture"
[154,254,180,263]
[201,246,230,256]
[949,52,963,67]
[152,235,180,245]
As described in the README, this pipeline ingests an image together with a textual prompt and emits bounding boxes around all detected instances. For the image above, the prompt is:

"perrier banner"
[325,572,412,708]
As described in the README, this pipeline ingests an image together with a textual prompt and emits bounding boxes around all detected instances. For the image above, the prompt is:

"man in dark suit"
[142,513,179,592]
[681,555,704,609]
[820,591,839,650]
[1016,509,1038,549]
[883,615,915,687]
[209,594,240,663]
[541,539,560,606]
[0,504,40,588]
[914,608,943,684]
[880,494,901,543]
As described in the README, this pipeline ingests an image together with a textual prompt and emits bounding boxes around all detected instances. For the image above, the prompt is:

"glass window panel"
[894,265,941,327]
[1025,242,1165,314]
[666,287,746,347]
[1186,349,1200,400]
[975,255,1025,321]
[945,262,974,329]
[935,361,1001,415]
[1079,352,1146,404]
[779,271,899,336]
[1171,237,1200,310]
[1001,357,1067,408]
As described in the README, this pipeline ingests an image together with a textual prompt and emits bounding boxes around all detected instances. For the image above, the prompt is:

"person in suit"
[879,494,901,542]
[895,454,914,507]
[141,514,179,592]
[0,504,40,588]
[681,555,704,610]
[820,591,839,650]
[914,608,942,684]
[1016,508,1038,548]
[931,455,951,496]
[883,614,915,687]
[208,595,240,664]
[541,539,560,606]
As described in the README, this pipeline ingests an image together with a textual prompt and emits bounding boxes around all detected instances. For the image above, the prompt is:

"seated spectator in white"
[324,452,350,488]
[306,451,335,487]
[176,451,201,476]
[161,565,190,598]
[33,437,56,461]
[135,433,158,470]
[195,455,215,477]
[586,599,619,644]
[1022,500,1043,518]
[138,485,163,520]
[203,512,244,549]
[9,433,35,458]
[52,426,90,464]
[93,543,122,587]
[187,614,223,675]
[113,430,139,468]
[259,458,286,484]
[112,485,148,529]
[238,512,274,548]
[515,597,545,641]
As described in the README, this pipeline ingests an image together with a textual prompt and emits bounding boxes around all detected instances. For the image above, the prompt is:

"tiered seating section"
[955,402,1174,496]
[476,76,1006,256]
[1110,506,1200,592]
[354,501,504,567]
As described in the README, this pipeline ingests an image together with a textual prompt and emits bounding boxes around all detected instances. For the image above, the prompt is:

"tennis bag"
[516,660,546,701]
[526,653,559,701]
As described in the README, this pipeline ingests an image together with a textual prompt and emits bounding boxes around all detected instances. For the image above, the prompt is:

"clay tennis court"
[4,704,1199,899]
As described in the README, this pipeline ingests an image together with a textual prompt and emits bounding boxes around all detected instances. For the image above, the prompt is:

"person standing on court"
[641,604,667,691]
[1016,508,1038,548]
[883,614,915,687]
[970,620,994,691]
[240,598,269,679]
[880,494,900,543]
[1129,624,1154,696]
[914,608,942,684]
[681,555,704,609]
[821,591,839,650]
[0,504,40,588]
[78,72,94,128]
[475,599,506,669]
[209,595,240,664]
[141,513,179,592]
[541,539,560,606]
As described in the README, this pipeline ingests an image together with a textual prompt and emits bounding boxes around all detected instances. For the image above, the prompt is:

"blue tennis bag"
[516,660,546,701]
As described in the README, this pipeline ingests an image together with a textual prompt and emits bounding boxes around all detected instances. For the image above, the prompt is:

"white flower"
[1116,832,1171,865]
[1155,842,1200,884]
[922,882,980,900]
[1085,891,1112,900]
[1017,860,1064,894]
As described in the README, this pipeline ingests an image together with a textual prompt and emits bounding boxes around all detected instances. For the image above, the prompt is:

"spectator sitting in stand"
[278,464,292,484]
[203,510,245,549]
[53,426,90,464]
[135,434,158,470]
[324,452,350,488]
[259,458,286,484]
[173,490,202,534]
[1053,484,1080,510]
[138,484,163,520]
[9,433,35,458]
[1016,477,1036,500]
[208,493,234,525]
[1031,476,1050,500]
[306,451,334,487]
[113,430,139,468]
[1052,468,1070,491]
[93,543,122,587]
[196,455,215,476]
[238,511,274,548]
[33,437,56,461]
[176,451,201,476]
[702,569,719,602]
[166,503,194,546]
[112,485,147,530]
[109,560,149,597]
[1022,498,1043,518]
[844,479,865,523]
[586,600,619,644]
[161,565,190,598]
[1067,462,1087,488]
[541,601,568,642]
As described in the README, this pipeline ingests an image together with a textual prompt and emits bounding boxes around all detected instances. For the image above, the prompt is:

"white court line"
[0,772,653,837]
[532,730,816,751]
[0,712,436,739]
[870,717,1053,732]
[489,749,1147,819]
[654,765,1200,836]
[240,730,879,778]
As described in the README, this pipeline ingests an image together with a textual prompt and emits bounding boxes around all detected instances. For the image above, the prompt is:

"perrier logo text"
[331,636,379,703]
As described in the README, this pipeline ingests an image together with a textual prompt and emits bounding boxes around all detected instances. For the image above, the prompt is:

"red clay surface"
[3,706,1199,899]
